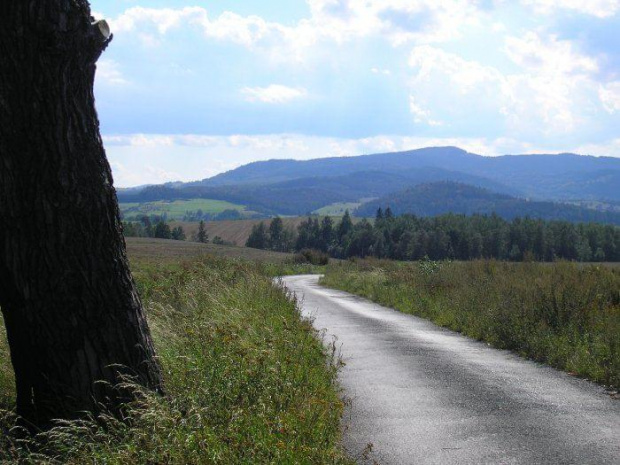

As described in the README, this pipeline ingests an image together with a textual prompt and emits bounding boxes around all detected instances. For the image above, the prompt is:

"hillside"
[198,147,620,203]
[116,146,620,220]
[355,182,620,224]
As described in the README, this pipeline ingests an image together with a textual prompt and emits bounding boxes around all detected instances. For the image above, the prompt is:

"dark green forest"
[355,182,620,225]
[247,210,620,262]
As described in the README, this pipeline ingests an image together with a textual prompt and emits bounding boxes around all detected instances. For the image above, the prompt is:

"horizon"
[93,1,620,187]
[118,145,617,189]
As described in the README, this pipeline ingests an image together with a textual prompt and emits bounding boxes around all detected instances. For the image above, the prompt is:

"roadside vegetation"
[322,259,620,388]
[0,254,349,463]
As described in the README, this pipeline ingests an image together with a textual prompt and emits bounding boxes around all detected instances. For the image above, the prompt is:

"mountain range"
[117,147,620,223]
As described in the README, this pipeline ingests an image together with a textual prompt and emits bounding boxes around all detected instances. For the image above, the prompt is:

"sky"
[91,0,620,187]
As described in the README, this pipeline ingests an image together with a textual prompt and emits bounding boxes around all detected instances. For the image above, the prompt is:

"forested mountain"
[197,147,620,203]
[355,182,620,225]
[117,146,620,220]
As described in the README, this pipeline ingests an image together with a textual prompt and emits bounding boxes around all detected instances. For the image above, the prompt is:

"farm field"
[125,237,294,264]
[172,217,309,246]
[120,198,248,221]
[173,215,367,246]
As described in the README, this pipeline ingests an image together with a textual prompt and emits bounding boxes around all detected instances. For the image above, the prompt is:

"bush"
[292,249,330,266]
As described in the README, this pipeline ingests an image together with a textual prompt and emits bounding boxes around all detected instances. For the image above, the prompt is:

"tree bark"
[0,1,164,427]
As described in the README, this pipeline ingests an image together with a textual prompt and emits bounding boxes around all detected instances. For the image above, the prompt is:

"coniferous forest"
[246,210,620,262]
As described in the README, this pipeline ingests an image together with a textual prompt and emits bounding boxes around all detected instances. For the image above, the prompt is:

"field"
[120,198,248,221]
[126,237,294,264]
[322,259,620,388]
[0,242,348,463]
[172,217,309,246]
[313,202,362,216]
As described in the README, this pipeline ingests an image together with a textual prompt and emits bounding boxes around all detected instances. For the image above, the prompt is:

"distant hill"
[355,182,620,225]
[197,147,620,203]
[117,146,620,220]
[118,168,520,216]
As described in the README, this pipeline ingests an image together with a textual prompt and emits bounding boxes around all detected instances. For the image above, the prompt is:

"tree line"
[122,215,187,240]
[246,209,620,262]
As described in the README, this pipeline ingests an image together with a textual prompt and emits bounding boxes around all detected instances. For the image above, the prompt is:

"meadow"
[120,198,247,221]
[0,245,348,463]
[321,259,620,388]
[313,202,363,216]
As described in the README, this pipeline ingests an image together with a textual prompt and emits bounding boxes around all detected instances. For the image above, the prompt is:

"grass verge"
[0,256,350,463]
[321,259,620,388]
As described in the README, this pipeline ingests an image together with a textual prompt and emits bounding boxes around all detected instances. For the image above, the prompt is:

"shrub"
[293,249,330,266]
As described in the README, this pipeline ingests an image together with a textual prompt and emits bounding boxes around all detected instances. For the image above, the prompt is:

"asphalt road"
[281,275,620,465]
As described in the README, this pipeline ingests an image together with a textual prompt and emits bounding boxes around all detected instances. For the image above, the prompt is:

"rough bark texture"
[0,0,164,427]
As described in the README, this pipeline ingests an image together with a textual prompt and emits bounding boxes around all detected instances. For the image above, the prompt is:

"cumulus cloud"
[504,32,598,75]
[409,95,443,126]
[110,6,286,47]
[406,31,606,136]
[599,82,620,113]
[97,2,619,170]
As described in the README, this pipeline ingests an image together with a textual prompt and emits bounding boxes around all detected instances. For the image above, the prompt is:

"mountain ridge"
[117,146,620,221]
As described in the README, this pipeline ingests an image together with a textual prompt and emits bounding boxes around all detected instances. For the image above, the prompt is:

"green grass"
[0,256,350,463]
[120,198,247,220]
[313,202,362,216]
[322,259,620,388]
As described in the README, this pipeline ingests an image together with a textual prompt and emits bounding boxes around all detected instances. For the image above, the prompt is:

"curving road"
[281,275,620,465]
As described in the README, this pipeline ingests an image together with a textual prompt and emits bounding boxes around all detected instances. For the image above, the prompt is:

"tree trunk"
[0,1,164,428]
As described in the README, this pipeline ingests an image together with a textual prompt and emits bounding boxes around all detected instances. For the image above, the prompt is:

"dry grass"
[171,218,308,247]
[125,237,294,265]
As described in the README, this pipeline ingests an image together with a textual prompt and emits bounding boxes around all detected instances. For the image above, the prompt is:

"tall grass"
[322,259,620,388]
[0,257,351,463]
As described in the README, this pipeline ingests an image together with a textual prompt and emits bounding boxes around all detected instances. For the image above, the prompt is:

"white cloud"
[406,31,607,136]
[409,45,502,92]
[96,59,128,85]
[106,1,491,64]
[599,82,620,113]
[409,95,443,126]
[504,32,598,75]
[109,6,288,47]
[521,0,620,18]
[241,85,308,104]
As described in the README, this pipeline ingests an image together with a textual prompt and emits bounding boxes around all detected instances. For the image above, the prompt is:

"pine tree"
[171,226,186,241]
[246,222,268,249]
[337,210,353,242]
[268,217,284,251]
[197,220,209,243]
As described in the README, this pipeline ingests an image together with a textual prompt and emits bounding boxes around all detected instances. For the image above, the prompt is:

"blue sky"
[92,0,620,186]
